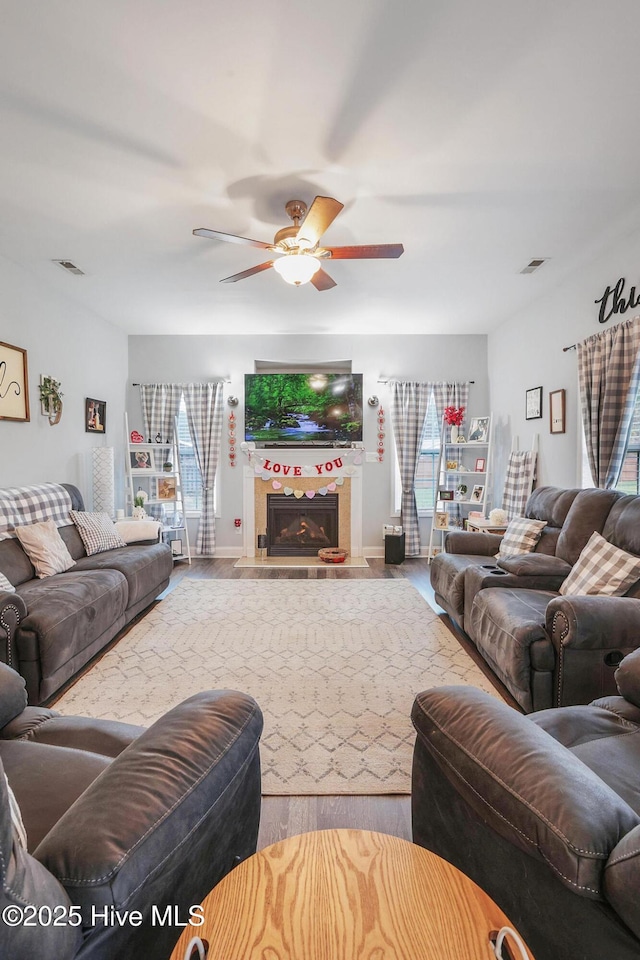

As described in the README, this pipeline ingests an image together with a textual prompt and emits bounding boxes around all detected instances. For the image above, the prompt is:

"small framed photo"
[439,489,454,501]
[0,341,30,422]
[435,512,449,530]
[526,386,543,420]
[467,417,490,443]
[445,460,458,471]
[550,388,566,434]
[156,476,177,500]
[130,450,152,470]
[86,398,106,433]
[470,484,485,503]
[170,538,183,557]
[475,457,486,472]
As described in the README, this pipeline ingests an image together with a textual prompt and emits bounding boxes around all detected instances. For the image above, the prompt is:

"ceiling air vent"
[52,260,85,276]
[519,258,549,275]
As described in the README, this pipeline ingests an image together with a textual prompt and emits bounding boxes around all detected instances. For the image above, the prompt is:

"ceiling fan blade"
[193,228,271,250]
[219,261,275,283]
[297,196,344,246]
[311,268,337,291]
[325,243,404,259]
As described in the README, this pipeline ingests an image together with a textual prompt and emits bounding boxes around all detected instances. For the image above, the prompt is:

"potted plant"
[163,461,173,472]
[133,490,148,519]
[38,376,63,426]
[443,405,465,443]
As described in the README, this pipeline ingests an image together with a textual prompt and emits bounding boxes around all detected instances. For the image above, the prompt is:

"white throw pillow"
[495,517,547,560]
[70,511,127,556]
[14,519,75,578]
[0,572,15,593]
[560,531,640,597]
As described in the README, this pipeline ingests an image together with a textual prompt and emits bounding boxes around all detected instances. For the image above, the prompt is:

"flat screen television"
[244,373,363,446]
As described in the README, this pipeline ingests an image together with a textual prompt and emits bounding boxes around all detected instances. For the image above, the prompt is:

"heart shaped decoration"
[302,466,314,477]
[327,482,337,492]
[353,455,363,465]
[284,486,294,496]
[318,486,328,496]
[130,430,144,443]
[261,470,271,481]
[305,489,315,499]
[344,466,356,476]
[294,489,304,499]
[335,476,345,486]
[272,480,282,490]
[254,464,263,475]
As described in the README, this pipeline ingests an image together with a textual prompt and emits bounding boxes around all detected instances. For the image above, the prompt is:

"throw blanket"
[0,483,73,539]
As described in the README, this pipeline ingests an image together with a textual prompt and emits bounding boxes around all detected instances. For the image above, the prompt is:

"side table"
[169,828,534,960]
[466,518,507,535]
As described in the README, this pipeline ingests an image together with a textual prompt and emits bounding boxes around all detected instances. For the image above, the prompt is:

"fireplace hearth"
[267,494,339,557]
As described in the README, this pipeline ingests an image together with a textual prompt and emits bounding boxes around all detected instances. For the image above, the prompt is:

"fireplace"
[267,494,339,557]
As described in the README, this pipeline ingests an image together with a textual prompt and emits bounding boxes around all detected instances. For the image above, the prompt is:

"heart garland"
[258,477,348,498]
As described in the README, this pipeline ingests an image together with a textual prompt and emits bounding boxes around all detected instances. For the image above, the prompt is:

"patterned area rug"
[54,579,498,794]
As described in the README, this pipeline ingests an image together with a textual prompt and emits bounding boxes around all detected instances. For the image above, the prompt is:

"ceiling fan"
[193,196,404,291]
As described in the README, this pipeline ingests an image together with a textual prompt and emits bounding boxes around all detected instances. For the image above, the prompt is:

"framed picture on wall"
[550,389,566,434]
[86,398,106,433]
[0,341,30,422]
[526,386,543,420]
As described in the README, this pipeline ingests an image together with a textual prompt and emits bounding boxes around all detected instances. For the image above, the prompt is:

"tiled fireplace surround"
[241,449,363,559]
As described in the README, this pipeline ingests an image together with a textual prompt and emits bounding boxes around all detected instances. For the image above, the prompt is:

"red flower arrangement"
[444,405,465,427]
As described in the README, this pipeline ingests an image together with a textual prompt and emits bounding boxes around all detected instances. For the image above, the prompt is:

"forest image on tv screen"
[244,373,363,445]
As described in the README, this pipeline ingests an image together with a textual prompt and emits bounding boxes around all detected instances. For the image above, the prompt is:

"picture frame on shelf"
[467,417,490,443]
[435,512,449,530]
[470,484,485,503]
[0,341,30,422]
[156,476,177,500]
[550,388,566,434]
[86,397,106,433]
[439,489,454,501]
[474,457,486,472]
[130,450,152,470]
[525,386,543,420]
[445,460,458,470]
[170,538,183,557]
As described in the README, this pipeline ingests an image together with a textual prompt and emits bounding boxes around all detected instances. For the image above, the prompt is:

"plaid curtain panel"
[560,531,640,597]
[139,383,183,444]
[577,316,640,489]
[389,381,431,557]
[432,381,470,431]
[0,483,73,540]
[183,382,224,556]
[502,450,537,519]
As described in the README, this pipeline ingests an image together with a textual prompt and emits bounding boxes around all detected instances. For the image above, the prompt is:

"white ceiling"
[2,0,640,336]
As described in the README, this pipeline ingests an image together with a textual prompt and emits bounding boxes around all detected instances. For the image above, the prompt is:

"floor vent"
[52,260,85,276]
[520,258,548,274]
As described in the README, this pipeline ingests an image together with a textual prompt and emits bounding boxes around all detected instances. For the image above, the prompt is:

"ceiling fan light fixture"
[273,253,320,286]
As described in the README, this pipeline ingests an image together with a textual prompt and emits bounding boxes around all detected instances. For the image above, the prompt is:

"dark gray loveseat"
[430,486,640,712]
[0,484,172,704]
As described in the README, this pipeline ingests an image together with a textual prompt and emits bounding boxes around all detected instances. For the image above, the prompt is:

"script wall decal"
[595,277,640,325]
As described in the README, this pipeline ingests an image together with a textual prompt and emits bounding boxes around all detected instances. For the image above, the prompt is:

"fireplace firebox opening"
[267,494,339,557]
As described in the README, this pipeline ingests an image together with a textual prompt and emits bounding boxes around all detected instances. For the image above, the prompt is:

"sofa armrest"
[498,554,571,578]
[443,530,503,555]
[35,689,263,958]
[1,709,143,757]
[0,661,28,729]
[0,591,27,671]
[412,686,640,900]
[547,596,640,706]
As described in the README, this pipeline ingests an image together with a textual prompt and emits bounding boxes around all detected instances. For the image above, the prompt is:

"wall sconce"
[227,395,239,407]
[368,396,379,407]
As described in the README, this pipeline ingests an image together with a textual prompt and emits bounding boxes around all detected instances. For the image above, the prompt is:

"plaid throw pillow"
[0,572,14,593]
[70,511,127,557]
[560,531,640,597]
[496,517,547,560]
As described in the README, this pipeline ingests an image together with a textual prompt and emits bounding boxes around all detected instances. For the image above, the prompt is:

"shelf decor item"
[443,405,465,443]
[39,375,63,425]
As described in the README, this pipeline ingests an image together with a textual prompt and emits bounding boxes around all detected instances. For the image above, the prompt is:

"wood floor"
[166,557,511,850]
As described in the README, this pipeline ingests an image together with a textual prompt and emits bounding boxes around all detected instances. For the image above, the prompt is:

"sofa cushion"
[555,488,622,566]
[72,541,172,610]
[430,553,494,623]
[614,649,640,708]
[70,510,127,556]
[525,485,581,528]
[603,494,640,559]
[559,531,640,598]
[496,517,547,559]
[14,520,75,578]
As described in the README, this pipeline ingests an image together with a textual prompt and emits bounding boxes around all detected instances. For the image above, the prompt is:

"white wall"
[128,333,489,553]
[0,255,128,501]
[488,223,640,497]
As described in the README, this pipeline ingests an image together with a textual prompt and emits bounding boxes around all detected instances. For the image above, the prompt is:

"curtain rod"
[132,380,230,386]
[377,378,475,384]
[562,344,577,352]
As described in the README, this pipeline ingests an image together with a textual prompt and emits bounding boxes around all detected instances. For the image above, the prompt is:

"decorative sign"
[228,411,236,466]
[377,405,385,462]
[595,277,640,325]
[241,444,364,476]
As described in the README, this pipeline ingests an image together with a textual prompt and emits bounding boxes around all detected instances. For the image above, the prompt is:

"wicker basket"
[318,547,348,564]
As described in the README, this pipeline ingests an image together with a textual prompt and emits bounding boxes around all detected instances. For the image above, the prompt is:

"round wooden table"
[170,828,534,960]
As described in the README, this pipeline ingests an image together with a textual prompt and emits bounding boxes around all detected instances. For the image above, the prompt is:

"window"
[615,394,640,495]
[393,391,440,515]
[176,397,203,512]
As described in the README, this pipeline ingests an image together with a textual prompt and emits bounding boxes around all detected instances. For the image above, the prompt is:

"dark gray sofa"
[0,661,263,960]
[430,486,640,712]
[0,484,172,705]
[411,649,640,960]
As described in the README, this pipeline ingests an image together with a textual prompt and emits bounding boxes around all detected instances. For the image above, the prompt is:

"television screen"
[244,373,363,446]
